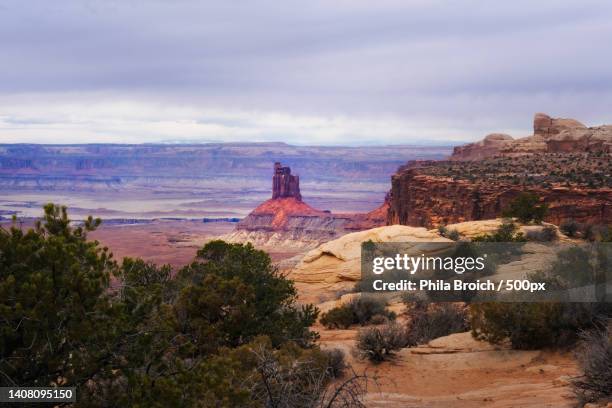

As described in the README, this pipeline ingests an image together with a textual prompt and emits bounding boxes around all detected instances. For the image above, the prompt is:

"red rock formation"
[272,162,301,200]
[230,163,387,248]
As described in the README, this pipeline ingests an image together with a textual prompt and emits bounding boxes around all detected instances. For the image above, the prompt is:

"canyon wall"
[387,167,611,227]
[388,114,612,228]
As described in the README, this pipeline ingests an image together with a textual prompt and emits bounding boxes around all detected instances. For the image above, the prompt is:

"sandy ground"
[316,322,579,408]
[88,220,236,268]
[88,220,304,269]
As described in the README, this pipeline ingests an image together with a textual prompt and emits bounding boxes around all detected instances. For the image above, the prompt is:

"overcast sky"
[1,0,611,145]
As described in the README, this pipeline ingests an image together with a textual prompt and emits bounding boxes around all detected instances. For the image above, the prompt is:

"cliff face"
[451,113,612,160]
[272,162,301,200]
[392,114,612,228]
[387,170,611,227]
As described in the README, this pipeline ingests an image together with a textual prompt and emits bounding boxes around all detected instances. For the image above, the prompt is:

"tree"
[0,204,119,388]
[174,240,319,349]
[2,206,364,407]
[502,192,548,224]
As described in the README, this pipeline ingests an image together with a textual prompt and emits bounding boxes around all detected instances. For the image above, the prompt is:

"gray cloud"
[0,0,611,144]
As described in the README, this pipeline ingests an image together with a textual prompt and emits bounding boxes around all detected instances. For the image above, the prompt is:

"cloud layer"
[1,0,611,144]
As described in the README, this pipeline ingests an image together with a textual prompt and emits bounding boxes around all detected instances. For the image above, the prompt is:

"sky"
[0,0,611,146]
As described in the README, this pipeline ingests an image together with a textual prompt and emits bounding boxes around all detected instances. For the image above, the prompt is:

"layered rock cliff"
[388,169,610,227]
[386,114,612,228]
[451,113,612,160]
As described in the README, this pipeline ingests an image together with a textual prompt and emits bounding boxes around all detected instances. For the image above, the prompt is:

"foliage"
[470,302,612,349]
[320,295,394,329]
[0,204,119,388]
[560,219,580,237]
[350,295,394,325]
[1,205,345,407]
[582,223,612,242]
[524,225,557,241]
[322,348,347,378]
[405,303,469,346]
[401,292,429,311]
[248,337,368,408]
[355,323,407,362]
[320,305,354,329]
[501,192,548,224]
[438,225,460,241]
[573,323,612,403]
[472,220,526,242]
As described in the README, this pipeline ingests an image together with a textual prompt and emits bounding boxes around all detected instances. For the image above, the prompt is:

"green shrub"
[525,225,557,241]
[320,305,354,329]
[350,296,390,324]
[502,192,548,224]
[401,292,428,312]
[447,229,461,241]
[560,219,580,237]
[472,220,526,242]
[438,225,460,241]
[323,348,347,378]
[355,322,407,362]
[369,314,390,325]
[406,303,469,346]
[320,295,394,328]
[470,302,612,349]
[573,323,612,403]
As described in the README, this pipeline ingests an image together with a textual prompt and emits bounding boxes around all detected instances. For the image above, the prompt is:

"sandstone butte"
[223,162,388,250]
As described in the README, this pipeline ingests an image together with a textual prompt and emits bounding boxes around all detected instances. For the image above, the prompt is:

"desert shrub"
[355,322,407,362]
[369,314,389,325]
[405,303,469,346]
[525,225,557,241]
[320,305,354,329]
[470,302,612,349]
[560,219,580,237]
[245,337,367,408]
[502,192,548,224]
[573,323,612,403]
[472,220,526,242]
[350,295,394,325]
[438,225,460,241]
[320,295,394,329]
[582,223,612,242]
[323,348,347,378]
[401,292,429,312]
[447,229,461,241]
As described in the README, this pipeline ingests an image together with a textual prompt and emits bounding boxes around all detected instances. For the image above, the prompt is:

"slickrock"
[290,224,451,301]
